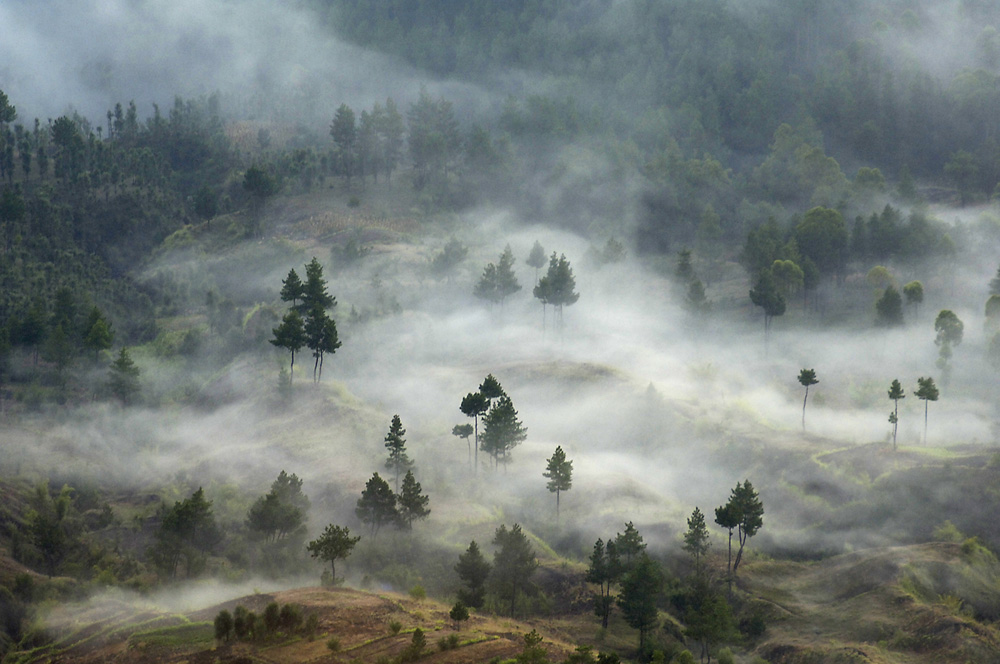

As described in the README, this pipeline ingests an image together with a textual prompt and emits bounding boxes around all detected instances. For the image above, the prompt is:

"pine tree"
[355,473,397,537]
[682,507,711,578]
[888,379,905,450]
[270,309,305,383]
[915,376,939,445]
[490,524,538,617]
[307,524,360,583]
[460,392,488,473]
[617,553,662,651]
[585,538,621,628]
[797,368,818,431]
[108,347,140,405]
[534,252,579,329]
[481,394,527,470]
[384,415,412,492]
[526,240,546,283]
[396,470,430,529]
[455,540,491,609]
[280,268,305,310]
[543,446,573,519]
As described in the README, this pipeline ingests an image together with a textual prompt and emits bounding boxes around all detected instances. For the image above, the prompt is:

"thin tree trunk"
[802,386,809,430]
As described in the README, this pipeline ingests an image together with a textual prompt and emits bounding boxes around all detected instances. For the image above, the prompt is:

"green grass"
[128,621,213,648]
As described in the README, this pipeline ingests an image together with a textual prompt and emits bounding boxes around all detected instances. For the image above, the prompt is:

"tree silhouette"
[383,414,412,492]
[455,540,491,609]
[534,252,579,330]
[542,446,573,520]
[526,240,546,283]
[797,368,818,431]
[481,394,527,470]
[307,524,360,584]
[355,473,397,537]
[617,553,662,651]
[460,392,488,474]
[270,309,305,384]
[915,376,939,445]
[489,523,537,617]
[888,379,905,451]
[396,470,430,529]
[585,538,621,629]
[452,423,474,469]
[683,507,711,579]
[108,347,140,405]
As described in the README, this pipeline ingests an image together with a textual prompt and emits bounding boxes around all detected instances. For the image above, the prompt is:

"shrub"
[348,196,361,208]
[671,651,696,664]
[213,609,233,642]
[279,603,303,633]
[263,602,281,636]
[389,620,402,634]
[327,636,341,652]
[717,648,735,664]
[409,584,427,600]
[305,613,319,640]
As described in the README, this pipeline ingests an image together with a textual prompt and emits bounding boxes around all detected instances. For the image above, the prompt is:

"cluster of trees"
[454,523,538,617]
[270,258,341,383]
[472,241,580,331]
[456,374,527,472]
[214,601,318,644]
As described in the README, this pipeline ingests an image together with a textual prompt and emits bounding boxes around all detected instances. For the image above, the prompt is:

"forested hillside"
[1,1,1000,663]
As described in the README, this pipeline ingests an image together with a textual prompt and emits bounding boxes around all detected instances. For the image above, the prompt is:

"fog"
[3,0,1000,624]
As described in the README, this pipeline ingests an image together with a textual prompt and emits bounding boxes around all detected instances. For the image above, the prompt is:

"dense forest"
[1,1,1000,663]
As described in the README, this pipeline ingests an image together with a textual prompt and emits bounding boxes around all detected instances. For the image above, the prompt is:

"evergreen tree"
[456,540,491,609]
[82,307,113,361]
[280,268,305,310]
[149,488,219,579]
[875,286,903,327]
[303,257,336,311]
[383,414,412,492]
[460,391,489,474]
[749,269,786,338]
[270,309,305,383]
[797,368,818,431]
[716,480,763,574]
[452,423,474,469]
[888,379,905,451]
[526,240,546,283]
[474,245,521,308]
[330,104,357,183]
[396,469,430,529]
[903,280,924,317]
[682,507,711,578]
[481,394,527,470]
[542,446,573,519]
[355,473,397,537]
[107,347,140,405]
[614,521,646,572]
[534,252,579,329]
[934,310,963,383]
[915,376,939,445]
[684,579,734,664]
[585,538,621,629]
[490,523,538,617]
[617,553,662,651]
[307,524,360,583]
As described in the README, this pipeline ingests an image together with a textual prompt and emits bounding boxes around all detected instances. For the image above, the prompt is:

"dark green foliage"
[149,488,219,579]
[213,609,233,642]
[617,553,662,650]
[915,376,939,444]
[749,269,786,334]
[716,480,764,575]
[280,269,305,310]
[534,253,579,328]
[516,629,548,664]
[24,482,77,576]
[246,471,307,543]
[903,281,924,316]
[456,540,491,609]
[452,423,474,467]
[888,379,905,450]
[355,473,397,537]
[270,309,305,382]
[490,523,538,617]
[82,307,114,360]
[481,394,527,470]
[384,414,412,492]
[875,286,903,327]
[107,347,140,405]
[585,538,621,628]
[449,601,469,629]
[797,369,818,431]
[460,391,489,472]
[400,627,427,662]
[934,310,964,377]
[330,104,358,182]
[396,470,430,529]
[474,245,521,307]
[307,524,360,582]
[263,602,281,636]
[683,508,711,578]
[543,446,572,517]
[615,521,646,572]
[684,580,734,664]
[794,207,848,278]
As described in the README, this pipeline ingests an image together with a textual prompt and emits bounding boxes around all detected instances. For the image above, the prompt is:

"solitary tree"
[888,379,905,450]
[915,376,939,445]
[490,523,538,617]
[383,414,412,492]
[396,470,430,530]
[307,524,360,585]
[449,601,470,630]
[455,540,491,609]
[355,473,397,537]
[543,446,573,519]
[797,368,819,431]
[617,553,662,651]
